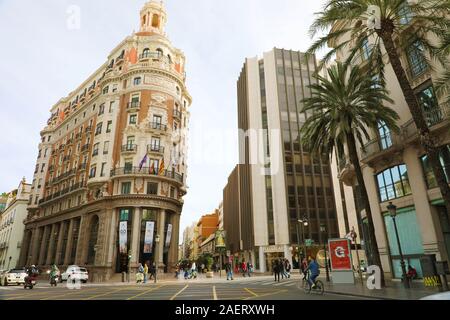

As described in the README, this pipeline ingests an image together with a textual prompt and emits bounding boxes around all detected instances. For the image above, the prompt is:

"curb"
[325,289,395,300]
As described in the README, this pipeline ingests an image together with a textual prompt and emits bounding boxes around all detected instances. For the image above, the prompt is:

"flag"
[158,158,165,176]
[139,154,148,171]
[149,161,155,175]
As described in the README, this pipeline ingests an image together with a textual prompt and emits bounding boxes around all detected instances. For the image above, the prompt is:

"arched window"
[142,48,150,59]
[152,14,160,28]
[87,215,99,265]
[156,48,163,58]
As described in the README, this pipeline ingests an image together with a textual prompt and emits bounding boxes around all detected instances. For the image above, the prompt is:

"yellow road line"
[213,286,218,300]
[244,288,258,297]
[244,289,287,300]
[40,287,99,300]
[170,285,188,300]
[126,285,165,300]
[82,287,128,300]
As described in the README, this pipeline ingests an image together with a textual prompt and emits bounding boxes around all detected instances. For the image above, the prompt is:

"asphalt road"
[0,277,376,300]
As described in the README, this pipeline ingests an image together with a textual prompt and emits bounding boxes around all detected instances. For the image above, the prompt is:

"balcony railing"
[121,144,137,153]
[127,101,141,110]
[110,166,183,183]
[402,102,450,140]
[360,132,402,162]
[149,122,167,131]
[173,110,182,119]
[81,144,90,153]
[147,145,165,153]
[38,182,86,205]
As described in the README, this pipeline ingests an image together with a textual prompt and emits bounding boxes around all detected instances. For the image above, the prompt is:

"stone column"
[29,227,41,265]
[130,207,141,269]
[167,213,180,272]
[55,222,66,265]
[46,224,57,265]
[63,219,75,265]
[38,225,50,266]
[106,209,117,268]
[75,215,88,265]
[403,148,442,259]
[157,209,166,270]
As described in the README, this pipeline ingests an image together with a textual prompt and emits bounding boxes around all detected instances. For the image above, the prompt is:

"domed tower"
[139,0,167,35]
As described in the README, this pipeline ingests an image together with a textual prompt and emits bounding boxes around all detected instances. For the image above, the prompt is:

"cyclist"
[306,257,320,289]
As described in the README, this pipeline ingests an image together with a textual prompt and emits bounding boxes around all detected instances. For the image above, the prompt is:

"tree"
[307,0,450,224]
[300,62,400,286]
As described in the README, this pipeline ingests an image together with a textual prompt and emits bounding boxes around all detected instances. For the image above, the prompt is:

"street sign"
[305,239,314,247]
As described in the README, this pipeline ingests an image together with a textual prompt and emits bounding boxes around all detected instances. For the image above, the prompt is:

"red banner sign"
[329,239,352,271]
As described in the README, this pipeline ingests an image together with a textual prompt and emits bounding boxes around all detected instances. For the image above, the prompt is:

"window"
[399,2,413,25]
[106,121,112,133]
[121,182,131,195]
[416,85,441,126]
[98,104,105,116]
[126,136,135,147]
[407,41,428,77]
[376,165,412,202]
[378,120,392,150]
[92,143,99,157]
[150,137,161,150]
[153,115,162,125]
[156,48,163,57]
[142,48,150,59]
[102,86,109,94]
[41,164,45,173]
[147,182,158,195]
[109,101,115,113]
[129,114,137,125]
[89,166,97,178]
[100,163,106,177]
[170,186,175,198]
[133,77,142,86]
[112,84,118,93]
[95,122,103,135]
[149,159,159,174]
[38,149,42,158]
[103,141,109,154]
[120,208,131,221]
[361,37,372,60]
[124,161,133,174]
[421,145,450,189]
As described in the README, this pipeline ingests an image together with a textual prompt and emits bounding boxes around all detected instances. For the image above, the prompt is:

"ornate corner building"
[19,1,191,282]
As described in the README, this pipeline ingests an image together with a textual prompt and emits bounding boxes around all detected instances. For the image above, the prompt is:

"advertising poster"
[215,230,226,248]
[165,224,172,248]
[329,238,352,271]
[143,221,155,253]
[119,221,128,254]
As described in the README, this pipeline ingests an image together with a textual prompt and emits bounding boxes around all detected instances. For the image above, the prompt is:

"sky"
[0,0,327,239]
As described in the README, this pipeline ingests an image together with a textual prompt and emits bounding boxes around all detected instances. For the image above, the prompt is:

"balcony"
[85,126,93,133]
[127,101,141,112]
[360,132,403,167]
[81,144,90,153]
[110,167,184,184]
[337,156,355,186]
[149,122,167,132]
[78,163,87,171]
[402,102,450,141]
[147,145,165,154]
[405,64,431,89]
[121,144,137,153]
[173,110,182,120]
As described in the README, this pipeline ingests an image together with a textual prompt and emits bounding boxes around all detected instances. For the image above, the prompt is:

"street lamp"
[298,216,309,261]
[154,234,160,284]
[350,226,363,284]
[319,224,330,282]
[387,202,409,288]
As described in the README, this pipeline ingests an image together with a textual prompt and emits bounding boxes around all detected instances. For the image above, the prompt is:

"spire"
[139,0,167,34]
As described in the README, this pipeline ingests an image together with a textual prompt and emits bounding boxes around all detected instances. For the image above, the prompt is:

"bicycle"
[298,270,324,295]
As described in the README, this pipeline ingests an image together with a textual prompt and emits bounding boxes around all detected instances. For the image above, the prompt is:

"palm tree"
[436,31,450,101]
[300,62,399,286]
[307,0,450,222]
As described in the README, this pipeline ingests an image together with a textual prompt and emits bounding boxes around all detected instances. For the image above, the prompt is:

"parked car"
[1,269,28,286]
[61,266,88,283]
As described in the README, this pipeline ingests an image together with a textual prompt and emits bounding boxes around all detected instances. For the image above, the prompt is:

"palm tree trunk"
[346,131,386,287]
[379,29,450,230]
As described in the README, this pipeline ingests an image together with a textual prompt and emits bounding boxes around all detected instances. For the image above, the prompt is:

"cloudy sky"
[0,0,326,238]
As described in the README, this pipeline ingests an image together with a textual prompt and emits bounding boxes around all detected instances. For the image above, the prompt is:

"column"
[403,148,442,258]
[63,219,74,265]
[106,209,117,267]
[46,224,57,265]
[75,216,87,265]
[167,213,180,272]
[38,226,50,266]
[55,222,66,265]
[157,209,166,270]
[28,228,40,265]
[130,207,141,269]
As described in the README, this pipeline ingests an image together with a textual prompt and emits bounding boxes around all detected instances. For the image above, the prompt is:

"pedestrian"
[191,261,197,279]
[143,262,149,283]
[136,263,144,283]
[241,260,247,277]
[246,261,252,277]
[273,259,280,282]
[301,258,308,281]
[149,262,156,280]
[285,260,291,278]
[226,262,234,280]
[201,263,205,273]
[280,259,286,279]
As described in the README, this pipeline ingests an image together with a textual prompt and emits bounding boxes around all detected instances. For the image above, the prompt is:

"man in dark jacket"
[273,260,280,282]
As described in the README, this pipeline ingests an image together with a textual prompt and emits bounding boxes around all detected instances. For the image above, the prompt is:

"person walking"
[280,259,286,279]
[285,260,291,278]
[246,261,252,277]
[273,259,280,282]
[149,262,156,281]
[301,258,308,281]
[241,260,247,277]
[191,261,197,279]
[226,262,234,280]
[143,262,149,283]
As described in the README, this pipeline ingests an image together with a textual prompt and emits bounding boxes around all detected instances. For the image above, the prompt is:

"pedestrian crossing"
[239,278,301,288]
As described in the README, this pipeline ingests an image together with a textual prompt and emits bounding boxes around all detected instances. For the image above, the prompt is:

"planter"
[206,271,214,278]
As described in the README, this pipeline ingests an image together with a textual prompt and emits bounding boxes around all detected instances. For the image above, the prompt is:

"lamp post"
[319,224,330,282]
[350,226,363,284]
[298,216,309,260]
[154,234,160,284]
[387,202,409,288]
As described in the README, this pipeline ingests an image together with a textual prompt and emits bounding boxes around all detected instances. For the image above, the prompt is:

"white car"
[61,266,89,283]
[1,269,28,286]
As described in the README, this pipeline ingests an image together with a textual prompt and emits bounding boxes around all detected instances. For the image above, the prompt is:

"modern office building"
[224,49,340,272]
[331,13,450,279]
[0,178,31,271]
[19,1,191,281]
